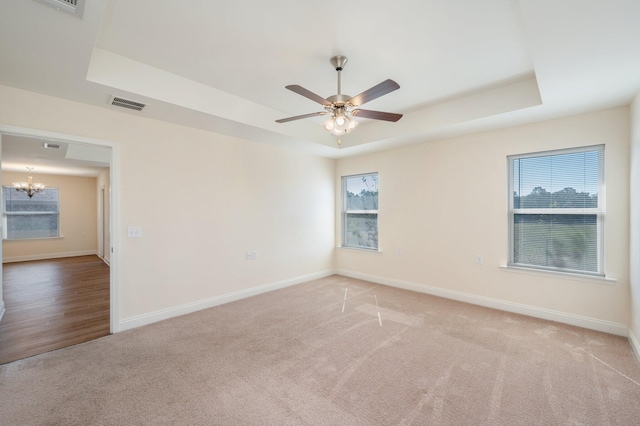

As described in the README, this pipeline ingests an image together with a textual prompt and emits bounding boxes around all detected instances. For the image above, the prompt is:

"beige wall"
[0,83,633,337]
[2,172,98,261]
[336,107,630,328]
[0,85,335,324]
[630,92,640,348]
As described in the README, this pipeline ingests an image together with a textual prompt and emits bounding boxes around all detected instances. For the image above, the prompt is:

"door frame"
[98,185,109,264]
[0,124,120,333]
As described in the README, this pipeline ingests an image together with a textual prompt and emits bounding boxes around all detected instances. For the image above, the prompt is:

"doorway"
[0,127,119,363]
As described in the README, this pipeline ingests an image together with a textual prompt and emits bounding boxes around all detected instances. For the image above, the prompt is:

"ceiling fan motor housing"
[326,94,351,107]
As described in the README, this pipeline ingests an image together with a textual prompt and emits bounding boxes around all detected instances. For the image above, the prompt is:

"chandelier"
[13,167,45,198]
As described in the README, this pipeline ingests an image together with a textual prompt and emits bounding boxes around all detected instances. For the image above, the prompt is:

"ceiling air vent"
[110,96,146,112]
[43,142,60,149]
[34,0,84,18]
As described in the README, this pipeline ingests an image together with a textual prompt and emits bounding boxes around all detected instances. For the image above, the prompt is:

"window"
[508,145,604,275]
[342,173,378,250]
[3,187,60,240]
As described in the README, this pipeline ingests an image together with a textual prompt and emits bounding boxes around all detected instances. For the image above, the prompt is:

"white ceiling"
[2,135,110,177]
[1,0,639,162]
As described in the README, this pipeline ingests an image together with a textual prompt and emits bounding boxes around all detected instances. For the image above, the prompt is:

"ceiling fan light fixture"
[276,55,401,145]
[328,114,358,136]
[323,117,335,131]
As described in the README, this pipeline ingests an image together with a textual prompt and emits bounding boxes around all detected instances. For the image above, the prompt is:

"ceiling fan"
[276,55,403,145]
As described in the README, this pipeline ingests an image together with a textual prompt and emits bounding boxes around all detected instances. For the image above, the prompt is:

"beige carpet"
[1,275,639,425]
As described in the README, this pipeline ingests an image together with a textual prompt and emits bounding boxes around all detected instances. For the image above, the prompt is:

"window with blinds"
[3,187,60,240]
[508,145,604,275]
[342,173,378,250]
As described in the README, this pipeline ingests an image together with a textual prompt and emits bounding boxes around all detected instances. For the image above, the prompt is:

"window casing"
[342,173,378,250]
[508,145,604,276]
[3,186,60,240]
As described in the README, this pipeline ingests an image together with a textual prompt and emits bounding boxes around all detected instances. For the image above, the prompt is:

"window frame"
[341,172,379,251]
[2,185,61,240]
[507,145,605,276]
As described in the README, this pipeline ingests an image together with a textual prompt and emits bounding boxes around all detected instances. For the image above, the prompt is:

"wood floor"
[0,255,110,365]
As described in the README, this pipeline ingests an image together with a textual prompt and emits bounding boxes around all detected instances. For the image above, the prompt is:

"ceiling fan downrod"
[327,56,351,107]
[331,55,348,96]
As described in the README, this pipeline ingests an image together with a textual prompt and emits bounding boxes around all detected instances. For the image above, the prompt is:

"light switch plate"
[128,226,142,238]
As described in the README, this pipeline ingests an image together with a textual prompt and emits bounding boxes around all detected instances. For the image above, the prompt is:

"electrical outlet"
[475,255,484,265]
[397,247,404,256]
[246,250,258,260]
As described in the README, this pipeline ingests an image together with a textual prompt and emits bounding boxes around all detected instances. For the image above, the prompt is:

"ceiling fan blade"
[352,109,403,122]
[285,85,333,107]
[348,79,400,107]
[275,111,327,123]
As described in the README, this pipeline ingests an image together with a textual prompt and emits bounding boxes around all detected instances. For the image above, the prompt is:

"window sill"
[499,264,616,284]
[337,246,382,254]
[4,236,64,242]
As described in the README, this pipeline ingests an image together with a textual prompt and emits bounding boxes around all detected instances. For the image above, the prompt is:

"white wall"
[630,92,640,355]
[336,107,630,333]
[0,85,335,327]
[2,172,98,262]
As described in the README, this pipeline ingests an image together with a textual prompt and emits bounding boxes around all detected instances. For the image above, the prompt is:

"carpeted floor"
[1,275,639,425]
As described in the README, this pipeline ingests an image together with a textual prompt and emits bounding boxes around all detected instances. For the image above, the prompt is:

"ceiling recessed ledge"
[347,75,542,148]
[86,48,335,147]
[65,143,110,163]
[87,47,542,154]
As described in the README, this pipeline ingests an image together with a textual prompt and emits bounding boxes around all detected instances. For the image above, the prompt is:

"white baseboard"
[629,329,640,367]
[3,250,97,263]
[337,269,628,337]
[118,268,630,338]
[119,269,336,332]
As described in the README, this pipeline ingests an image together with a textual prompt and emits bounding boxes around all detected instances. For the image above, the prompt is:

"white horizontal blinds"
[343,173,378,250]
[3,187,60,239]
[510,146,604,275]
[514,150,600,209]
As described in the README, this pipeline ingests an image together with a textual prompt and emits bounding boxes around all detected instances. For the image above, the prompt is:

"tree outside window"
[342,173,378,250]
